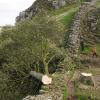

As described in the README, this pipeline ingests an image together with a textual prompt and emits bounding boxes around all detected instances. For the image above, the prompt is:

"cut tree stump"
[29,71,52,85]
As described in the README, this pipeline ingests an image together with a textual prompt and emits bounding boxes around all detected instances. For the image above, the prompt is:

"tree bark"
[29,71,52,85]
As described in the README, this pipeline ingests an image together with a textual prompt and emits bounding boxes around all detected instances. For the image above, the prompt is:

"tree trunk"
[29,71,52,85]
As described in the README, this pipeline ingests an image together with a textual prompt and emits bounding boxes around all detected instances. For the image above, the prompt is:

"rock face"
[16,0,77,22]
[66,1,96,55]
[52,0,77,9]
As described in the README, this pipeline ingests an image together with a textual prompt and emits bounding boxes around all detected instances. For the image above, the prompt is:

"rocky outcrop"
[16,0,78,22]
[16,0,50,22]
[52,0,77,9]
[66,2,96,55]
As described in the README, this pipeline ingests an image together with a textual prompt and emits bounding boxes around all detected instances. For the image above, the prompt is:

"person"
[91,46,97,57]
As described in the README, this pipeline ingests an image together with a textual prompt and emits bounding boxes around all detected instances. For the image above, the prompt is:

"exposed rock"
[52,0,66,9]
[16,0,50,22]
[16,0,78,22]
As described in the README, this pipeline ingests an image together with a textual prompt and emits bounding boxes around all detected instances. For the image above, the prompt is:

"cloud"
[0,0,35,26]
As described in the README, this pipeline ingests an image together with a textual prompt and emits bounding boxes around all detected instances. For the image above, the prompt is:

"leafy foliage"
[0,14,65,100]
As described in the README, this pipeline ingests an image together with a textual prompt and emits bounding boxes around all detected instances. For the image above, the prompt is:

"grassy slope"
[49,3,80,39]
[50,1,100,100]
[49,3,80,16]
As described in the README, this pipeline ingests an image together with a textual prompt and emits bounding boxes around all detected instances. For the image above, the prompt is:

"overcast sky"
[0,0,36,26]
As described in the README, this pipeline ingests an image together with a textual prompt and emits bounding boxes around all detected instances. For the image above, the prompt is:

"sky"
[0,0,36,26]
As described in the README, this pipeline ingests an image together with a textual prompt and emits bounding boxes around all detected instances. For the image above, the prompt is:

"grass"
[76,95,89,100]
[80,44,100,55]
[60,10,77,28]
[96,44,100,55]
[63,86,68,100]
[49,3,80,16]
[97,0,100,7]
[75,89,100,100]
[81,46,91,54]
[89,68,100,75]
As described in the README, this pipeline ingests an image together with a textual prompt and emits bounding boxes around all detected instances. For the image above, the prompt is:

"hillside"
[16,0,78,22]
[0,0,100,100]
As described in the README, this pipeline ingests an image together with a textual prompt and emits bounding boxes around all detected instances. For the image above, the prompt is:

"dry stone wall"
[67,2,96,55]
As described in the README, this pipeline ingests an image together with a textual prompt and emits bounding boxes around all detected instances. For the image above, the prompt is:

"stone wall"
[66,2,96,55]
